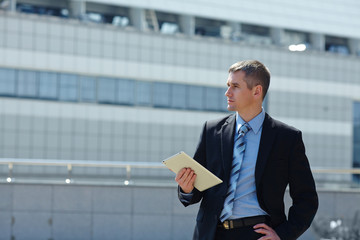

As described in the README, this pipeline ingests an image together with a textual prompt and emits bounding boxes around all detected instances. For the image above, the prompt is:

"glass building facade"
[0,68,228,112]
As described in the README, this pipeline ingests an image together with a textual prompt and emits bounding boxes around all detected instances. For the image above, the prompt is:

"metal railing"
[0,158,166,185]
[312,167,360,174]
[1,158,360,187]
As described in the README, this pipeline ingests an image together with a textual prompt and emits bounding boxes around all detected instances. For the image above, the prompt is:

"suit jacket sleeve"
[275,131,319,240]
[178,122,207,206]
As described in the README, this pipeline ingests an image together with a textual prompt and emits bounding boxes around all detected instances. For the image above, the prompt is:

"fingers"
[175,168,196,193]
[175,168,194,182]
[253,223,280,240]
[253,224,269,238]
[175,168,187,181]
[254,223,271,230]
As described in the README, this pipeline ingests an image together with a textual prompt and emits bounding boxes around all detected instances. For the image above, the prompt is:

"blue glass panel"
[136,81,152,106]
[204,87,221,111]
[188,85,204,110]
[80,76,97,102]
[219,88,227,111]
[59,74,78,101]
[0,67,232,113]
[153,82,171,107]
[98,78,116,103]
[117,79,134,105]
[0,68,16,96]
[17,70,38,97]
[39,72,58,99]
[171,84,187,109]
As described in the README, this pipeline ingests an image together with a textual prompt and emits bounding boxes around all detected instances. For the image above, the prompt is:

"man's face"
[225,71,256,113]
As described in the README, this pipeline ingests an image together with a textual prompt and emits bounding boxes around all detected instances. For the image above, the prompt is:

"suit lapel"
[255,113,277,188]
[221,114,236,184]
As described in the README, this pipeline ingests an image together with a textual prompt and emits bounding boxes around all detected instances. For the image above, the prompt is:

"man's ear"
[253,85,263,98]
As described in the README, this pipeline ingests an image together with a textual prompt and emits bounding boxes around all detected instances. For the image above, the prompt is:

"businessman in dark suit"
[176,60,318,240]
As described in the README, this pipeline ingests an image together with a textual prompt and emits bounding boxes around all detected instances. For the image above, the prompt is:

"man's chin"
[227,106,236,112]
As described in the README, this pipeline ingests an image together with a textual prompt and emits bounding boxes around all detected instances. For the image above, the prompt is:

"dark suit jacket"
[178,113,318,240]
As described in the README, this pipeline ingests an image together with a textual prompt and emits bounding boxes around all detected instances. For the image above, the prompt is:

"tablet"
[162,151,223,192]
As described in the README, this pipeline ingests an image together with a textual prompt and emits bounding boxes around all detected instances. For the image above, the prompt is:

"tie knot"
[239,123,251,135]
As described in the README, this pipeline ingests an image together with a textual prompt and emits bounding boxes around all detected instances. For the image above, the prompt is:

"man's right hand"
[175,168,197,193]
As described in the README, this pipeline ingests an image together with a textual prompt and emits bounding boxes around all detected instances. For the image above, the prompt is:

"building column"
[69,0,86,19]
[10,0,16,11]
[179,15,195,36]
[129,7,147,31]
[271,27,285,46]
[228,21,241,41]
[349,39,360,55]
[310,33,325,51]
[1,0,17,11]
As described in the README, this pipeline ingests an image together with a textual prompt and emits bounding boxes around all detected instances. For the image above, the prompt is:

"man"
[176,60,318,240]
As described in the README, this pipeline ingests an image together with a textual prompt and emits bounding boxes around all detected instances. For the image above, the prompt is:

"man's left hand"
[253,223,280,240]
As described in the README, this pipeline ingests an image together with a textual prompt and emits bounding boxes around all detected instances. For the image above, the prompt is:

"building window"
[0,67,228,113]
[171,84,187,109]
[117,79,134,105]
[325,36,350,55]
[204,87,223,111]
[188,85,204,110]
[17,70,38,98]
[136,81,152,106]
[195,17,226,37]
[156,11,180,35]
[59,74,78,102]
[241,24,272,45]
[0,68,16,96]
[85,3,130,26]
[80,76,97,102]
[242,24,270,37]
[38,72,58,99]
[98,78,116,104]
[219,88,227,111]
[153,82,171,107]
[283,30,309,45]
[353,101,360,183]
[16,3,69,18]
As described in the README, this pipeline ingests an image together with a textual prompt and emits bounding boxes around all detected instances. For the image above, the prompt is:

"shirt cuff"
[179,189,194,203]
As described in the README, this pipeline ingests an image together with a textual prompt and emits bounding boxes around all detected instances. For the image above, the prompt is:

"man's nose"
[225,87,231,97]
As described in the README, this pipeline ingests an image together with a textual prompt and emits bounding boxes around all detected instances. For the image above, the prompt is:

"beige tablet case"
[162,151,223,192]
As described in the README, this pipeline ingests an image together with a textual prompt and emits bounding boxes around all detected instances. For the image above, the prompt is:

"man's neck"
[237,106,263,123]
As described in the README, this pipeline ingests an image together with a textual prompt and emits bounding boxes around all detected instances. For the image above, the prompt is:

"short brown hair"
[228,60,270,99]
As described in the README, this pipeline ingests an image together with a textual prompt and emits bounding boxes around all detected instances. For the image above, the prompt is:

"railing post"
[124,165,131,185]
[7,163,13,183]
[66,164,73,184]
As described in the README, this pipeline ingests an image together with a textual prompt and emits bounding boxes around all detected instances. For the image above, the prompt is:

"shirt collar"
[236,108,265,135]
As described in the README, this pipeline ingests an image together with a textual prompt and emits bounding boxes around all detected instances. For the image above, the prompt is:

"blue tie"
[220,123,251,222]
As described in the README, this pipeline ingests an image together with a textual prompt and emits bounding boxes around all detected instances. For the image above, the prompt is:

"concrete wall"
[1,182,360,240]
[0,183,198,240]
